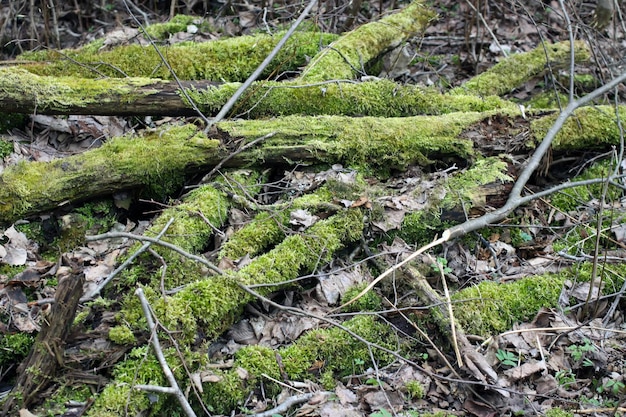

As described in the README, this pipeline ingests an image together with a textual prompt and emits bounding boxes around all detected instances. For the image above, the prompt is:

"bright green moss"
[452,41,590,97]
[0,123,218,222]
[202,315,395,414]
[108,325,136,345]
[531,105,626,150]
[300,1,435,81]
[185,79,514,117]
[452,275,563,336]
[443,157,513,208]
[341,283,383,313]
[144,15,198,39]
[219,211,285,260]
[0,333,34,366]
[19,32,338,81]
[218,112,480,175]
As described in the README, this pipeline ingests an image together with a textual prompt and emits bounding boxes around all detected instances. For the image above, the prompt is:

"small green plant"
[597,378,625,395]
[555,369,576,388]
[405,380,425,399]
[495,349,517,367]
[567,339,595,362]
[431,257,451,274]
[370,409,393,417]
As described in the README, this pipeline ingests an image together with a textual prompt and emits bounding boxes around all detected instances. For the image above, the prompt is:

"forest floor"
[1,1,626,416]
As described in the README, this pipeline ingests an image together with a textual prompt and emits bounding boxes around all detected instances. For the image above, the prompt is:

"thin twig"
[85,231,223,275]
[204,0,319,133]
[135,288,197,417]
[81,218,175,301]
[250,392,321,417]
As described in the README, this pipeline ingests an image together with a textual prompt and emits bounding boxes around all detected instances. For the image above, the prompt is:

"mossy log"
[0,41,587,117]
[2,105,625,223]
[15,31,339,81]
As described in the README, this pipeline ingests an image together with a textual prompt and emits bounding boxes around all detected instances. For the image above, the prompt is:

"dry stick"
[250,392,320,417]
[86,231,223,275]
[204,0,319,133]
[135,288,197,417]
[337,67,626,312]
[427,254,463,367]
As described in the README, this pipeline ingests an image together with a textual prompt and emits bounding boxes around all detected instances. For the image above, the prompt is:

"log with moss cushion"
[15,31,338,81]
[0,68,514,116]
[0,40,587,117]
[3,105,626,223]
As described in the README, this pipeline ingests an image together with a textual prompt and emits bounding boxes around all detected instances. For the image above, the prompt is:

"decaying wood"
[1,268,85,415]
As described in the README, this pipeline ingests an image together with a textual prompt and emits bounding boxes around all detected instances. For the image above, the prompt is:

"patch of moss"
[341,283,383,313]
[0,138,14,158]
[452,41,590,97]
[108,325,136,345]
[219,112,480,176]
[144,15,198,39]
[300,2,435,81]
[218,186,335,261]
[0,332,34,366]
[531,105,626,150]
[19,32,338,81]
[185,79,514,118]
[443,157,513,209]
[0,123,218,222]
[89,344,207,416]
[452,274,563,336]
[203,315,395,414]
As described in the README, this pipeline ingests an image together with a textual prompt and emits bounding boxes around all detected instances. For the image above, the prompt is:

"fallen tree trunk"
[1,106,623,223]
[0,41,587,117]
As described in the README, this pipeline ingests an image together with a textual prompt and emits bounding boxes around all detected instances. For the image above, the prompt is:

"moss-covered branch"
[299,0,435,81]
[16,31,337,81]
[0,68,514,117]
[451,41,590,97]
[4,106,626,223]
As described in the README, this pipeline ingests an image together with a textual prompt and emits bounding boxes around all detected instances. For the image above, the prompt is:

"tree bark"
[1,268,85,415]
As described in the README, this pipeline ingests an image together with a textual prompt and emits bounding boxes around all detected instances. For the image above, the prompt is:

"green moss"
[404,380,425,399]
[0,333,34,366]
[399,211,443,246]
[144,15,198,39]
[0,138,14,159]
[19,32,338,81]
[443,157,513,209]
[531,105,626,150]
[219,187,335,261]
[89,345,206,416]
[341,283,383,312]
[203,315,394,414]
[550,160,619,208]
[108,325,136,345]
[452,274,563,336]
[545,408,574,417]
[300,2,435,81]
[0,123,218,222]
[185,79,515,118]
[219,112,480,174]
[526,90,569,109]
[398,157,511,246]
[452,41,590,97]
